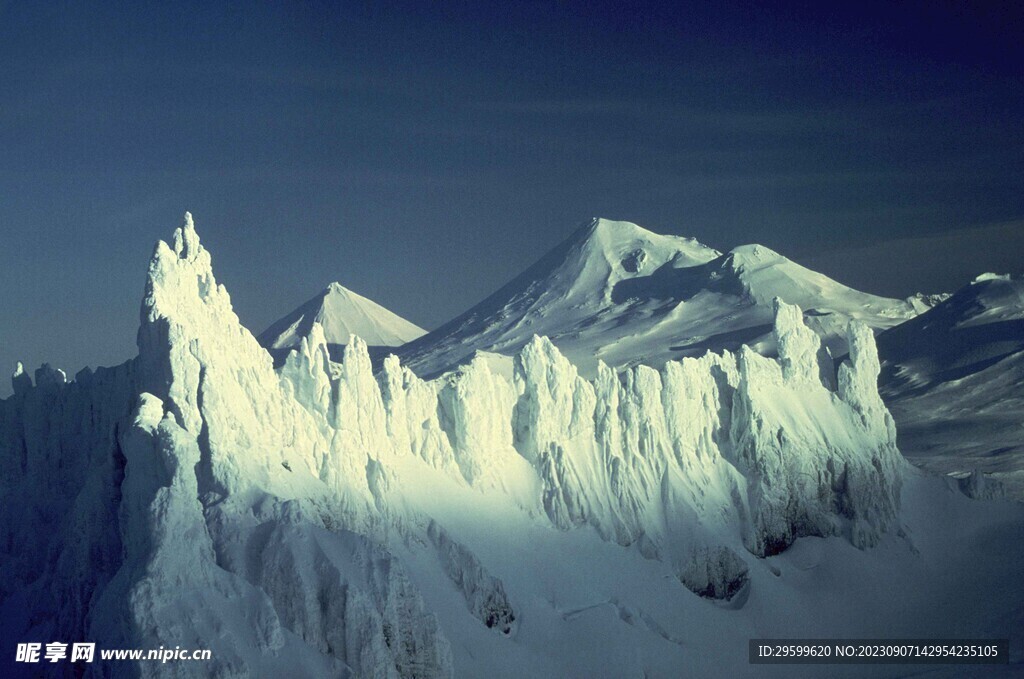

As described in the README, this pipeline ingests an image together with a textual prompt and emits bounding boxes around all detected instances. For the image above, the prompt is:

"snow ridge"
[1,214,908,677]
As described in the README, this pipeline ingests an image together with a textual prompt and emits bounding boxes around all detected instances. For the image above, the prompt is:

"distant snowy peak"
[879,272,1024,376]
[400,218,920,378]
[258,282,426,357]
[463,217,721,312]
[393,218,720,372]
[562,218,723,300]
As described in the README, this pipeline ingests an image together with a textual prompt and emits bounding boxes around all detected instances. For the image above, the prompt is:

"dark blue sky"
[1,0,1022,392]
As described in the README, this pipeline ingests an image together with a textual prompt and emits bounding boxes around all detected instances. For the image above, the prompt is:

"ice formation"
[2,213,991,679]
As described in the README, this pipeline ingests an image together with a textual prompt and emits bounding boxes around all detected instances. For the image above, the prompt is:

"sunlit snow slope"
[399,218,925,378]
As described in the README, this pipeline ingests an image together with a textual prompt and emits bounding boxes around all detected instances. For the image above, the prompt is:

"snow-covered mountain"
[2,214,1022,678]
[259,282,425,363]
[399,218,925,378]
[878,273,1024,496]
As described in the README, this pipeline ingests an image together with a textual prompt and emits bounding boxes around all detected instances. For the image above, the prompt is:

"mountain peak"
[259,283,426,359]
[576,218,717,258]
[587,217,646,238]
[399,217,921,378]
[326,281,348,294]
[728,243,784,264]
[566,218,721,284]
[397,218,728,375]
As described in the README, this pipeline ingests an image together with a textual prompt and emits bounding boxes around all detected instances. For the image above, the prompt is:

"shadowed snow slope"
[259,282,425,363]
[1,215,1022,678]
[878,273,1024,495]
[398,218,924,379]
